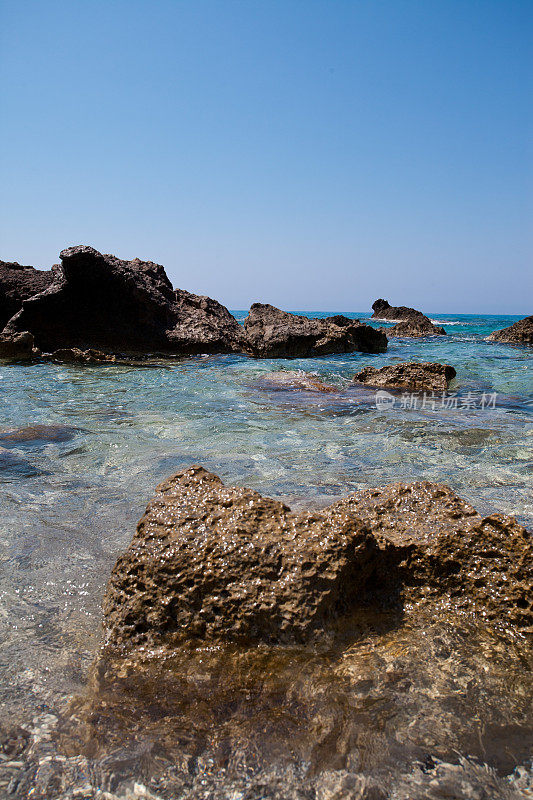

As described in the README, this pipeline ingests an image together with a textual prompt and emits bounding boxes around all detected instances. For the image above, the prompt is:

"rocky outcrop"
[103,469,531,652]
[353,362,456,392]
[242,303,387,358]
[0,331,39,359]
[332,482,532,630]
[3,245,245,355]
[371,299,446,336]
[103,465,378,647]
[387,319,446,337]
[0,261,53,329]
[487,315,533,345]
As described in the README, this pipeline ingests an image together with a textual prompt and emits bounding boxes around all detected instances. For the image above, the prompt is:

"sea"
[0,311,531,797]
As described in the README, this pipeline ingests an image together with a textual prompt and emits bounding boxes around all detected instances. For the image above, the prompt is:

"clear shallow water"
[0,312,531,796]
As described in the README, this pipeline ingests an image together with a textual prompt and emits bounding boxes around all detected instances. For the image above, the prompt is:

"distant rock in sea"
[243,303,387,358]
[353,362,456,392]
[2,245,245,356]
[487,315,533,345]
[371,298,446,336]
[0,260,53,330]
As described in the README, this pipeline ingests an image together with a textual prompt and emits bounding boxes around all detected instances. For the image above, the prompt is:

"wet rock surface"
[353,362,456,392]
[256,370,338,393]
[332,481,532,630]
[0,331,39,359]
[47,347,117,363]
[0,260,53,329]
[371,300,446,336]
[103,465,378,648]
[243,304,387,358]
[3,245,244,355]
[488,315,533,345]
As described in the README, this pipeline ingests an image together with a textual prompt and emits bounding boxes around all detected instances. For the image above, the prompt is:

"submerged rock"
[257,370,338,393]
[332,481,532,630]
[371,299,446,336]
[487,315,533,345]
[242,303,387,358]
[353,362,456,392]
[0,260,53,330]
[103,465,378,647]
[3,245,244,355]
[0,424,79,445]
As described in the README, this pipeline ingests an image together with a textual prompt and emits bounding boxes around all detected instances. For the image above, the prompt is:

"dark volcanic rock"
[3,245,244,355]
[0,331,38,359]
[353,362,456,392]
[242,303,387,358]
[103,465,378,648]
[332,482,532,630]
[0,260,53,329]
[371,299,446,336]
[487,315,533,345]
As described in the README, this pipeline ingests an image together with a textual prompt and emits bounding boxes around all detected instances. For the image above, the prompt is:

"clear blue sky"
[1,1,531,313]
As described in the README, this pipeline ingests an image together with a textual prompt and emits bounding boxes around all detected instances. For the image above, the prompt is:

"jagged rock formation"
[243,303,387,358]
[3,245,245,355]
[0,260,53,329]
[487,315,533,345]
[103,469,531,652]
[371,299,446,336]
[0,331,38,359]
[353,362,456,392]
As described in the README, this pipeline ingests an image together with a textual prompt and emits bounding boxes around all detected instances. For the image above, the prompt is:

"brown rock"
[371,299,446,336]
[353,362,456,392]
[49,347,117,363]
[0,260,53,329]
[331,482,532,630]
[242,303,387,358]
[487,315,533,345]
[103,465,378,647]
[0,331,38,359]
[4,245,244,355]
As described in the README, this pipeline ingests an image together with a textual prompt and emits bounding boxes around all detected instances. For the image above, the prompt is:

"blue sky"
[1,1,531,313]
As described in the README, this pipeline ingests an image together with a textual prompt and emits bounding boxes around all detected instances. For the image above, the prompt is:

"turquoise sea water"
[0,312,531,790]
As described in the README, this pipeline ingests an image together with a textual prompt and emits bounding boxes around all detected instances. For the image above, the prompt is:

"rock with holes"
[353,362,456,392]
[103,465,378,647]
[487,315,533,345]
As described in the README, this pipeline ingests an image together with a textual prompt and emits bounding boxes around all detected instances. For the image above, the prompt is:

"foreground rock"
[103,465,378,647]
[0,260,53,329]
[332,482,532,629]
[243,303,387,358]
[47,347,116,363]
[487,315,533,345]
[353,362,456,392]
[3,245,245,355]
[371,298,446,336]
[103,468,531,652]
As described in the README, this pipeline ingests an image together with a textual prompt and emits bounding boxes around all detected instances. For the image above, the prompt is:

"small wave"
[430,319,473,326]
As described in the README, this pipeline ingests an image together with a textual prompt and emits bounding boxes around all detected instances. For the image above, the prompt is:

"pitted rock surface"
[387,319,446,337]
[0,260,53,330]
[331,482,532,629]
[243,303,387,358]
[103,466,378,647]
[4,245,244,354]
[487,315,533,345]
[353,362,456,392]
